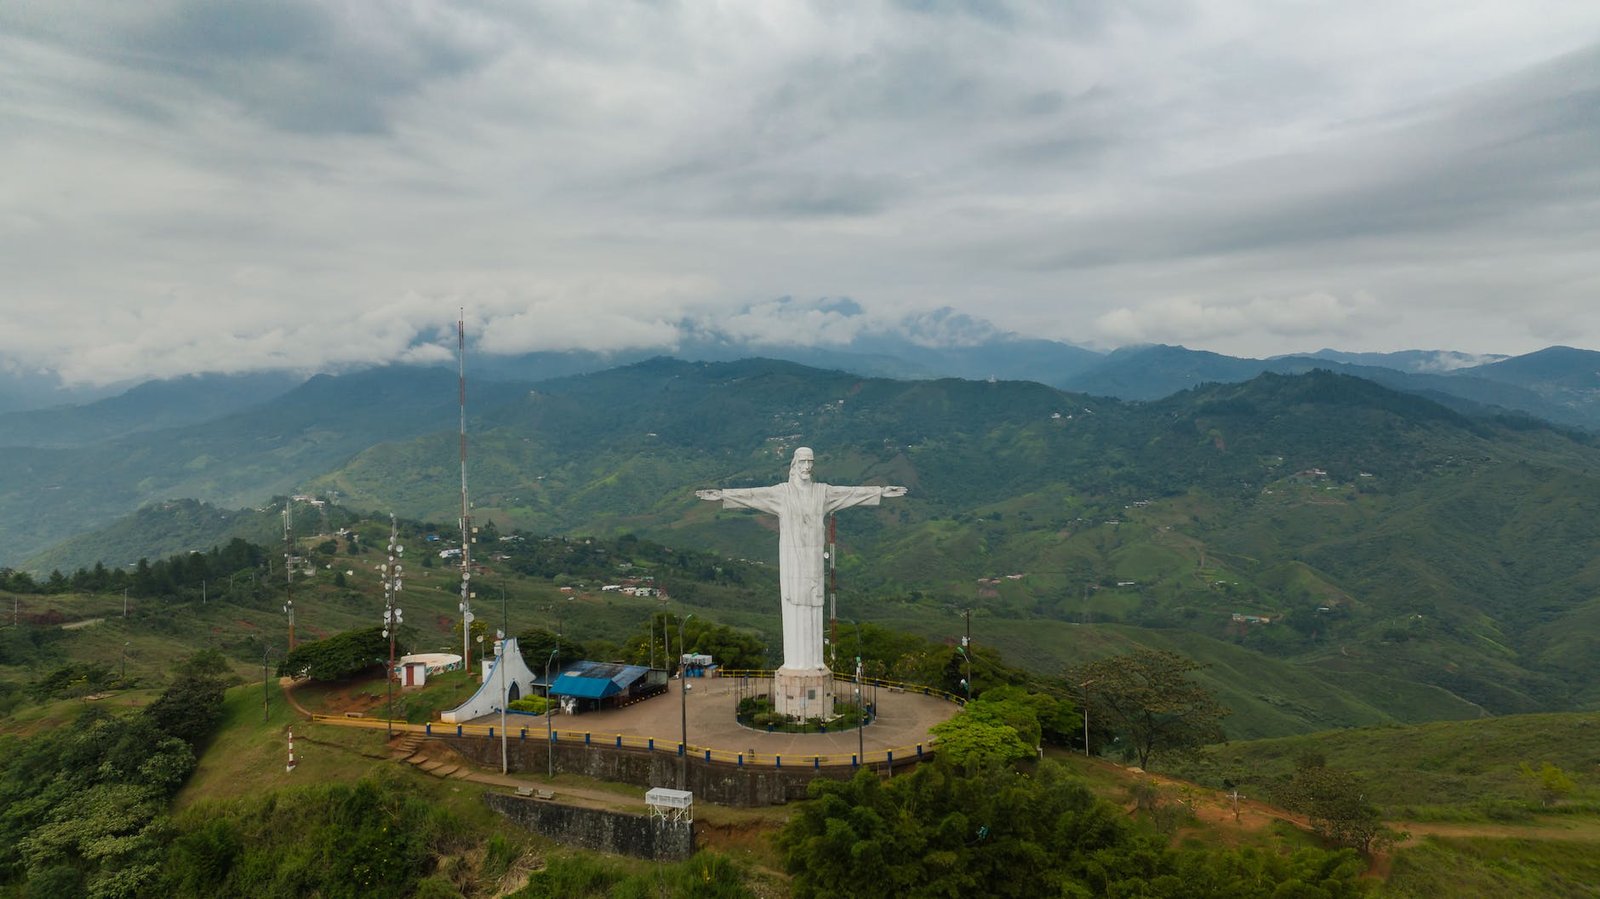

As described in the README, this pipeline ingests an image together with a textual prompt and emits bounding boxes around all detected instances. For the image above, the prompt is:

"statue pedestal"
[773,667,834,721]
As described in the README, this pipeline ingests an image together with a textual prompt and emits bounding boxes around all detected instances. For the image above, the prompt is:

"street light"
[679,613,693,790]
[499,583,509,776]
[1080,678,1098,757]
[120,641,129,683]
[544,648,558,779]
[855,654,864,765]
[262,646,273,724]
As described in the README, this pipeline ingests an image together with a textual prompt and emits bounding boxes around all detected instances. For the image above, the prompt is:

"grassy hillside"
[1164,711,1600,816]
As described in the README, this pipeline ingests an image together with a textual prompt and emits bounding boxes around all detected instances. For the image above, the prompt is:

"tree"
[1275,757,1401,854]
[276,627,394,681]
[1520,761,1577,807]
[517,628,584,673]
[928,710,1034,770]
[144,669,226,748]
[1070,649,1228,768]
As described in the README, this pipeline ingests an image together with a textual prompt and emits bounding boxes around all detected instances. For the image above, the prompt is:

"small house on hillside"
[395,652,462,687]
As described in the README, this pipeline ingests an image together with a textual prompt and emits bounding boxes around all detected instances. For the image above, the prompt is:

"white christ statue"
[697,447,906,680]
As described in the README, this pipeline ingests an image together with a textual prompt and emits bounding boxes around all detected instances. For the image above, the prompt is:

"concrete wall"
[484,793,693,861]
[443,734,924,806]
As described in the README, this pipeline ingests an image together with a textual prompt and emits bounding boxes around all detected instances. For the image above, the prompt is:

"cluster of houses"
[974,574,1026,586]
[600,578,663,597]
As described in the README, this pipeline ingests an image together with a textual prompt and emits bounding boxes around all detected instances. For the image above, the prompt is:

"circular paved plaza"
[480,676,960,760]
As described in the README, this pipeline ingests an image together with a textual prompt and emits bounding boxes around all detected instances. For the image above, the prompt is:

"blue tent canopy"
[549,673,618,699]
[547,661,655,701]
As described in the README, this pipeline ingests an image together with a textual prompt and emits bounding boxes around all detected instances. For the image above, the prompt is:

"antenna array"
[379,514,404,738]
[457,310,477,676]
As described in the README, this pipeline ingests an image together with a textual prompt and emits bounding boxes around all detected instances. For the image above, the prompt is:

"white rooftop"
[645,788,694,809]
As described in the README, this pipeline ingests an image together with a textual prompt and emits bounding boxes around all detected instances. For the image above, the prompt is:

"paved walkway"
[470,676,958,759]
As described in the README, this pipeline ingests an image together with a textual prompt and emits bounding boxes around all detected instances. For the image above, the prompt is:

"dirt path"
[280,677,313,717]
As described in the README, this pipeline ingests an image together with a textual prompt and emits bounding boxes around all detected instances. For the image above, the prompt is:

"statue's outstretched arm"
[697,485,785,515]
[824,484,908,513]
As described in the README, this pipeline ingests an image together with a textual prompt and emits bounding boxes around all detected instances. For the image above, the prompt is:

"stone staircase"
[389,733,425,762]
[391,734,474,780]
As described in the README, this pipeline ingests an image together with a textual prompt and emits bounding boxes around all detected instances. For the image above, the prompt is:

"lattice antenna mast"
[457,310,477,677]
[379,514,404,738]
[282,502,296,650]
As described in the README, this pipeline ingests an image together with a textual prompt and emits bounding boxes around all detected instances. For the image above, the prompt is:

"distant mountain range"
[15,357,1600,734]
[4,336,1600,567]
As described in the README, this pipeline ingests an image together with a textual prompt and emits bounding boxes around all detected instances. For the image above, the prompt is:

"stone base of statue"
[773,666,834,721]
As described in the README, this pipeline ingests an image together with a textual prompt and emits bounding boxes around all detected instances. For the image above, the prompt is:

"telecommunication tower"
[283,502,297,650]
[379,514,404,738]
[456,310,477,676]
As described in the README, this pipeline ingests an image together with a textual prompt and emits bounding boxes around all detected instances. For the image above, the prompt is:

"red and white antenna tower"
[457,310,477,678]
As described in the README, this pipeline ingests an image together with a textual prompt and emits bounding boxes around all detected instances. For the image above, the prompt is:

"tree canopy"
[776,761,1370,898]
[275,627,395,682]
[1071,649,1229,768]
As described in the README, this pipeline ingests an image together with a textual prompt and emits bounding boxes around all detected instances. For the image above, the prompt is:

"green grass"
[1382,836,1600,898]
[1164,711,1600,814]
[177,680,391,808]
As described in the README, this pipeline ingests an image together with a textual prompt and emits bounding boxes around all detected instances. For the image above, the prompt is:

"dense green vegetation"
[276,627,396,682]
[2,536,266,601]
[0,652,227,897]
[777,762,1371,898]
[507,852,752,898]
[159,772,469,898]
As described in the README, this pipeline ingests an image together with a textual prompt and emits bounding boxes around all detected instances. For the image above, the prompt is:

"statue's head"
[789,447,815,484]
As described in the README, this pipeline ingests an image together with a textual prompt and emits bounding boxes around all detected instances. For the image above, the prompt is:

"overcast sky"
[2,1,1597,385]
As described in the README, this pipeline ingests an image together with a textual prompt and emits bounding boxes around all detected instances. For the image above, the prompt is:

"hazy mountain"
[0,365,534,564]
[1061,345,1277,399]
[21,498,304,574]
[1292,348,1509,373]
[0,371,306,448]
[1462,345,1600,394]
[0,367,127,415]
[1060,344,1600,431]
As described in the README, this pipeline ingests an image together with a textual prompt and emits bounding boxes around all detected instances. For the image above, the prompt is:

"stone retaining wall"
[444,736,922,806]
[484,792,693,861]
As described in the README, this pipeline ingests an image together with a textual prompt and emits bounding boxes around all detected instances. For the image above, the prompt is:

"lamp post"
[262,646,272,724]
[1080,678,1097,757]
[120,641,129,683]
[855,654,864,765]
[678,613,693,790]
[544,649,558,779]
[499,583,508,775]
[960,608,973,702]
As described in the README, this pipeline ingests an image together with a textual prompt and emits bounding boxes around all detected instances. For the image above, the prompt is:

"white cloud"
[1,1,1598,383]
[1094,292,1394,348]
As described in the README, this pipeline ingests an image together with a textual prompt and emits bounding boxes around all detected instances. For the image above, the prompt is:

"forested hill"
[306,360,1600,719]
[13,358,1600,725]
